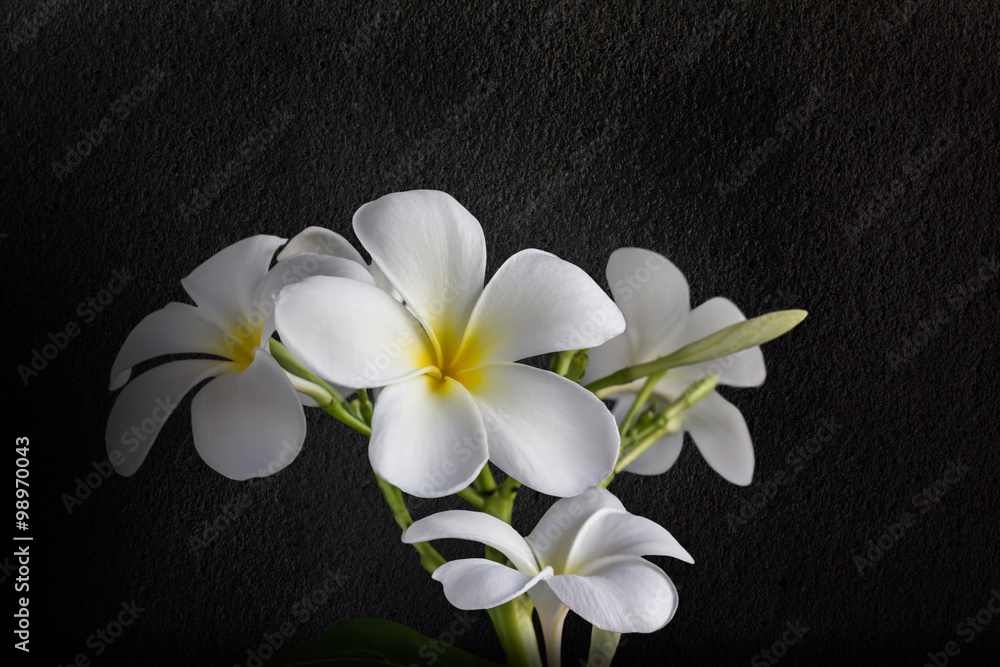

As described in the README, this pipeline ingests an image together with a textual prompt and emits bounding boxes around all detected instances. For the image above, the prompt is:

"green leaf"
[265,617,504,667]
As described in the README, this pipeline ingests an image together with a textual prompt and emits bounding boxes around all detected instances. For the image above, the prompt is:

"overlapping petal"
[457,249,625,367]
[547,555,679,633]
[353,190,486,358]
[180,235,285,330]
[431,560,553,610]
[275,276,435,388]
[565,509,694,570]
[256,253,374,343]
[461,363,619,497]
[526,488,626,573]
[403,510,539,574]
[106,359,234,476]
[369,376,488,497]
[191,352,306,480]
[108,302,229,391]
[276,226,367,265]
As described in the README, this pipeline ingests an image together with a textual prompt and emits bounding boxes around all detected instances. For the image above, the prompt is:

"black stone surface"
[4,1,999,665]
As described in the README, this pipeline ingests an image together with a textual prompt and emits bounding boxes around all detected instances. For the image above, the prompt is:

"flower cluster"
[106,190,805,666]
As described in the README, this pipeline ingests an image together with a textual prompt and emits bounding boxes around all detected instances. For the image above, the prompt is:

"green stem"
[488,596,544,667]
[456,486,486,510]
[270,339,373,435]
[601,375,719,488]
[498,475,522,499]
[621,375,718,471]
[357,388,373,423]
[618,370,665,444]
[374,474,446,574]
[550,350,575,377]
[320,401,371,437]
[474,465,498,494]
[565,349,589,383]
[585,309,807,394]
[479,477,541,666]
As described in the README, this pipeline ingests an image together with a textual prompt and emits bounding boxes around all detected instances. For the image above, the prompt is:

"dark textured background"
[4,1,999,665]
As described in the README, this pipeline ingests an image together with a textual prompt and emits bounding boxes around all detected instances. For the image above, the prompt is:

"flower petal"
[606,249,689,360]
[368,260,402,300]
[191,352,306,480]
[256,253,375,343]
[369,375,488,497]
[108,302,229,391]
[565,508,693,571]
[684,391,755,485]
[456,249,625,367]
[669,297,766,387]
[105,359,233,476]
[526,488,626,572]
[276,226,366,265]
[623,430,685,476]
[353,190,486,358]
[610,393,685,476]
[403,510,538,574]
[581,332,633,388]
[180,235,285,330]
[274,276,435,388]
[430,559,552,610]
[461,363,619,497]
[547,555,680,633]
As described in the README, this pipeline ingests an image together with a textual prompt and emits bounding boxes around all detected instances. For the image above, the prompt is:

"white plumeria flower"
[275,190,625,498]
[105,235,372,480]
[583,248,766,485]
[402,488,693,666]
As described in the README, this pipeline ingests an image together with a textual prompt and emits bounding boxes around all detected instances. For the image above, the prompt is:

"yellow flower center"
[223,323,263,370]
